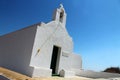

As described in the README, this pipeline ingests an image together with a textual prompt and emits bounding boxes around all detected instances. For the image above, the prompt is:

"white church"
[0,4,82,77]
[1,4,120,78]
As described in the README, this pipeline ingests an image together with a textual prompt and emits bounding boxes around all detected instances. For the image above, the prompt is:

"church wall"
[51,22,74,75]
[58,52,82,77]
[49,22,74,74]
[30,22,60,77]
[30,21,74,77]
[59,51,72,71]
[0,5,82,78]
[70,53,82,70]
[0,26,37,76]
[30,23,55,68]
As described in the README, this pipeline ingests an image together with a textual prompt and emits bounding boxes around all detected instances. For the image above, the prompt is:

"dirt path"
[0,67,92,80]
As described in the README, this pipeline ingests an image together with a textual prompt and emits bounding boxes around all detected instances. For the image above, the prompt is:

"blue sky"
[0,0,120,71]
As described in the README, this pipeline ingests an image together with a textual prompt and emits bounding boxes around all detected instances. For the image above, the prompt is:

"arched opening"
[59,11,64,23]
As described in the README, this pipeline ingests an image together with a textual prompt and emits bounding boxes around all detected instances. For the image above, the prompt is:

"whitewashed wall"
[0,25,37,76]
[30,21,75,77]
[0,21,82,77]
[70,53,82,70]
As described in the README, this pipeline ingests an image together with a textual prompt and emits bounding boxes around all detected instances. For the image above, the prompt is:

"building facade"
[0,4,82,77]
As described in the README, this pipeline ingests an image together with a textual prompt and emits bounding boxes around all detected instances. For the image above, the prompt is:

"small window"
[59,11,64,23]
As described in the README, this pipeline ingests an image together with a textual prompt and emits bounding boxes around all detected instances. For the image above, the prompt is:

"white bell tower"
[53,4,67,27]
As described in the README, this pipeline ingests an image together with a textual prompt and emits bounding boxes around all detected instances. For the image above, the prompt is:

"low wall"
[76,70,120,78]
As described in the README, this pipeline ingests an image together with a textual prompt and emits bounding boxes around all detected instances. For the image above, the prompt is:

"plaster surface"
[0,25,37,76]
[0,5,82,77]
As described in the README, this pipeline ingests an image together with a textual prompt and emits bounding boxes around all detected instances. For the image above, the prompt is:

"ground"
[0,67,92,80]
[0,67,120,80]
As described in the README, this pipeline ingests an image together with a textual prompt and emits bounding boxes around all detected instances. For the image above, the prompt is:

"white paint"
[0,4,82,77]
[0,25,37,76]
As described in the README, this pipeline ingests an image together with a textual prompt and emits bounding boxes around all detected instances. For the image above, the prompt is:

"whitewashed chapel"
[0,4,82,77]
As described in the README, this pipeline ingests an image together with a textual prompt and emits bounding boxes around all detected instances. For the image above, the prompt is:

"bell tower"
[53,4,67,27]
